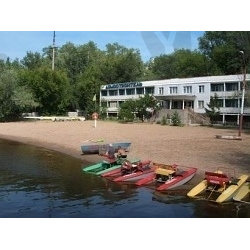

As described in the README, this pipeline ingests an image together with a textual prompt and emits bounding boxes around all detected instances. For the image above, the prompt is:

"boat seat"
[119,155,127,158]
[230,178,240,185]
[205,171,228,178]
[205,171,230,186]
[175,170,185,176]
[155,168,175,176]
[103,159,116,164]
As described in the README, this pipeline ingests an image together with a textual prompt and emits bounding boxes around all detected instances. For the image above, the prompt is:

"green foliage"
[160,114,171,125]
[152,49,208,79]
[1,32,249,120]
[99,107,107,120]
[11,86,39,112]
[99,43,144,83]
[21,52,44,70]
[18,68,72,115]
[198,31,250,75]
[0,70,19,121]
[161,116,167,125]
[205,93,221,121]
[118,99,136,122]
[171,110,182,126]
[136,94,160,122]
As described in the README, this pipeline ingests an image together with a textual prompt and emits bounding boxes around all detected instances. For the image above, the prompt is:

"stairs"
[187,108,210,125]
[155,108,211,125]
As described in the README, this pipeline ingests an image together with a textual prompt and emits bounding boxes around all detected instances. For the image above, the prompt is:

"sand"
[0,120,249,177]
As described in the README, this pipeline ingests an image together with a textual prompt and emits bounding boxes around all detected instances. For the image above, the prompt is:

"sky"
[0,31,204,63]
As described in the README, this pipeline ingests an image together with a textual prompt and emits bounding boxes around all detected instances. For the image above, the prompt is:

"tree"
[205,93,221,122]
[151,49,208,79]
[11,86,39,113]
[198,31,250,75]
[118,99,137,122]
[136,94,160,122]
[21,51,44,70]
[100,43,144,83]
[171,110,182,126]
[117,94,161,123]
[0,70,19,121]
[18,68,72,115]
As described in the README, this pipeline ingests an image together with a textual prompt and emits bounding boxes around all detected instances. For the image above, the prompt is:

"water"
[0,138,249,218]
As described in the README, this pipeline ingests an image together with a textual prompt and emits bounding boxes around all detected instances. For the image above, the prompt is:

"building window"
[211,83,224,92]
[145,87,154,94]
[119,89,125,95]
[183,86,192,94]
[225,99,238,108]
[159,87,164,95]
[199,85,204,93]
[118,101,124,107]
[109,90,118,96]
[225,82,238,91]
[109,102,117,108]
[198,101,204,109]
[136,88,144,95]
[126,88,135,95]
[217,99,223,107]
[101,90,107,96]
[170,87,178,94]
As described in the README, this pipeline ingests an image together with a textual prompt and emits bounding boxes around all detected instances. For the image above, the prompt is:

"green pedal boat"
[82,157,140,176]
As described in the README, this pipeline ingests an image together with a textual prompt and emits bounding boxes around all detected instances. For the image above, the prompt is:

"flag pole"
[92,94,97,128]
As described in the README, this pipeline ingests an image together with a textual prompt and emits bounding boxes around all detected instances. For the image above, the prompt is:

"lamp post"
[238,51,246,137]
[52,31,55,71]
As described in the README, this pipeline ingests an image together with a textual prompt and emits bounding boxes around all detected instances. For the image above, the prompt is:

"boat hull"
[135,173,155,186]
[216,174,249,203]
[81,142,131,154]
[187,171,249,203]
[156,168,197,191]
[82,161,118,175]
[187,170,224,198]
[135,165,197,191]
[105,160,156,182]
[97,158,140,176]
[83,158,139,176]
[135,163,178,186]
[187,180,208,197]
[233,182,250,202]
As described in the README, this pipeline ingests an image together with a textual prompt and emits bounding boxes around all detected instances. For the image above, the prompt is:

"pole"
[238,51,246,137]
[52,31,55,71]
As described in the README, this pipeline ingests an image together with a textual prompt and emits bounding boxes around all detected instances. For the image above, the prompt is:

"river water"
[0,138,249,218]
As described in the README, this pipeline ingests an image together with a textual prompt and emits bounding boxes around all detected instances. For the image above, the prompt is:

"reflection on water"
[0,138,249,218]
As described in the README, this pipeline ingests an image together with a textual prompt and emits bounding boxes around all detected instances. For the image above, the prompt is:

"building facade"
[100,74,250,125]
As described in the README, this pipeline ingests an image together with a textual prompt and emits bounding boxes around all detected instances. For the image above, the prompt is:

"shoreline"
[0,120,250,177]
[0,132,100,166]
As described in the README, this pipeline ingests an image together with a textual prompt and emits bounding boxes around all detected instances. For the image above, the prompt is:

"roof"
[101,74,250,89]
[140,74,250,86]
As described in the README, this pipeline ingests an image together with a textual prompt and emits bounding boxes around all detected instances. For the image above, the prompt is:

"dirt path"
[0,120,249,177]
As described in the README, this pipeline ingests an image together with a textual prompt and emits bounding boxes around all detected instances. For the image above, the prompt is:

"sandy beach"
[0,120,249,177]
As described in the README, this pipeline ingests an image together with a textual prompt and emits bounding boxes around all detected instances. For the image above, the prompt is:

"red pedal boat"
[135,163,197,191]
[101,159,157,182]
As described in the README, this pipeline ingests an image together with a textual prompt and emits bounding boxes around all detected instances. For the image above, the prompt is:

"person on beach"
[121,159,133,174]
[106,143,116,159]
[117,146,127,159]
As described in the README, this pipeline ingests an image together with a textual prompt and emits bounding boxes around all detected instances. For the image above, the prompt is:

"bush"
[171,111,182,126]
[161,116,167,125]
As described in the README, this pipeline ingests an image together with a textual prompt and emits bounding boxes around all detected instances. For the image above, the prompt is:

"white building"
[100,74,250,125]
